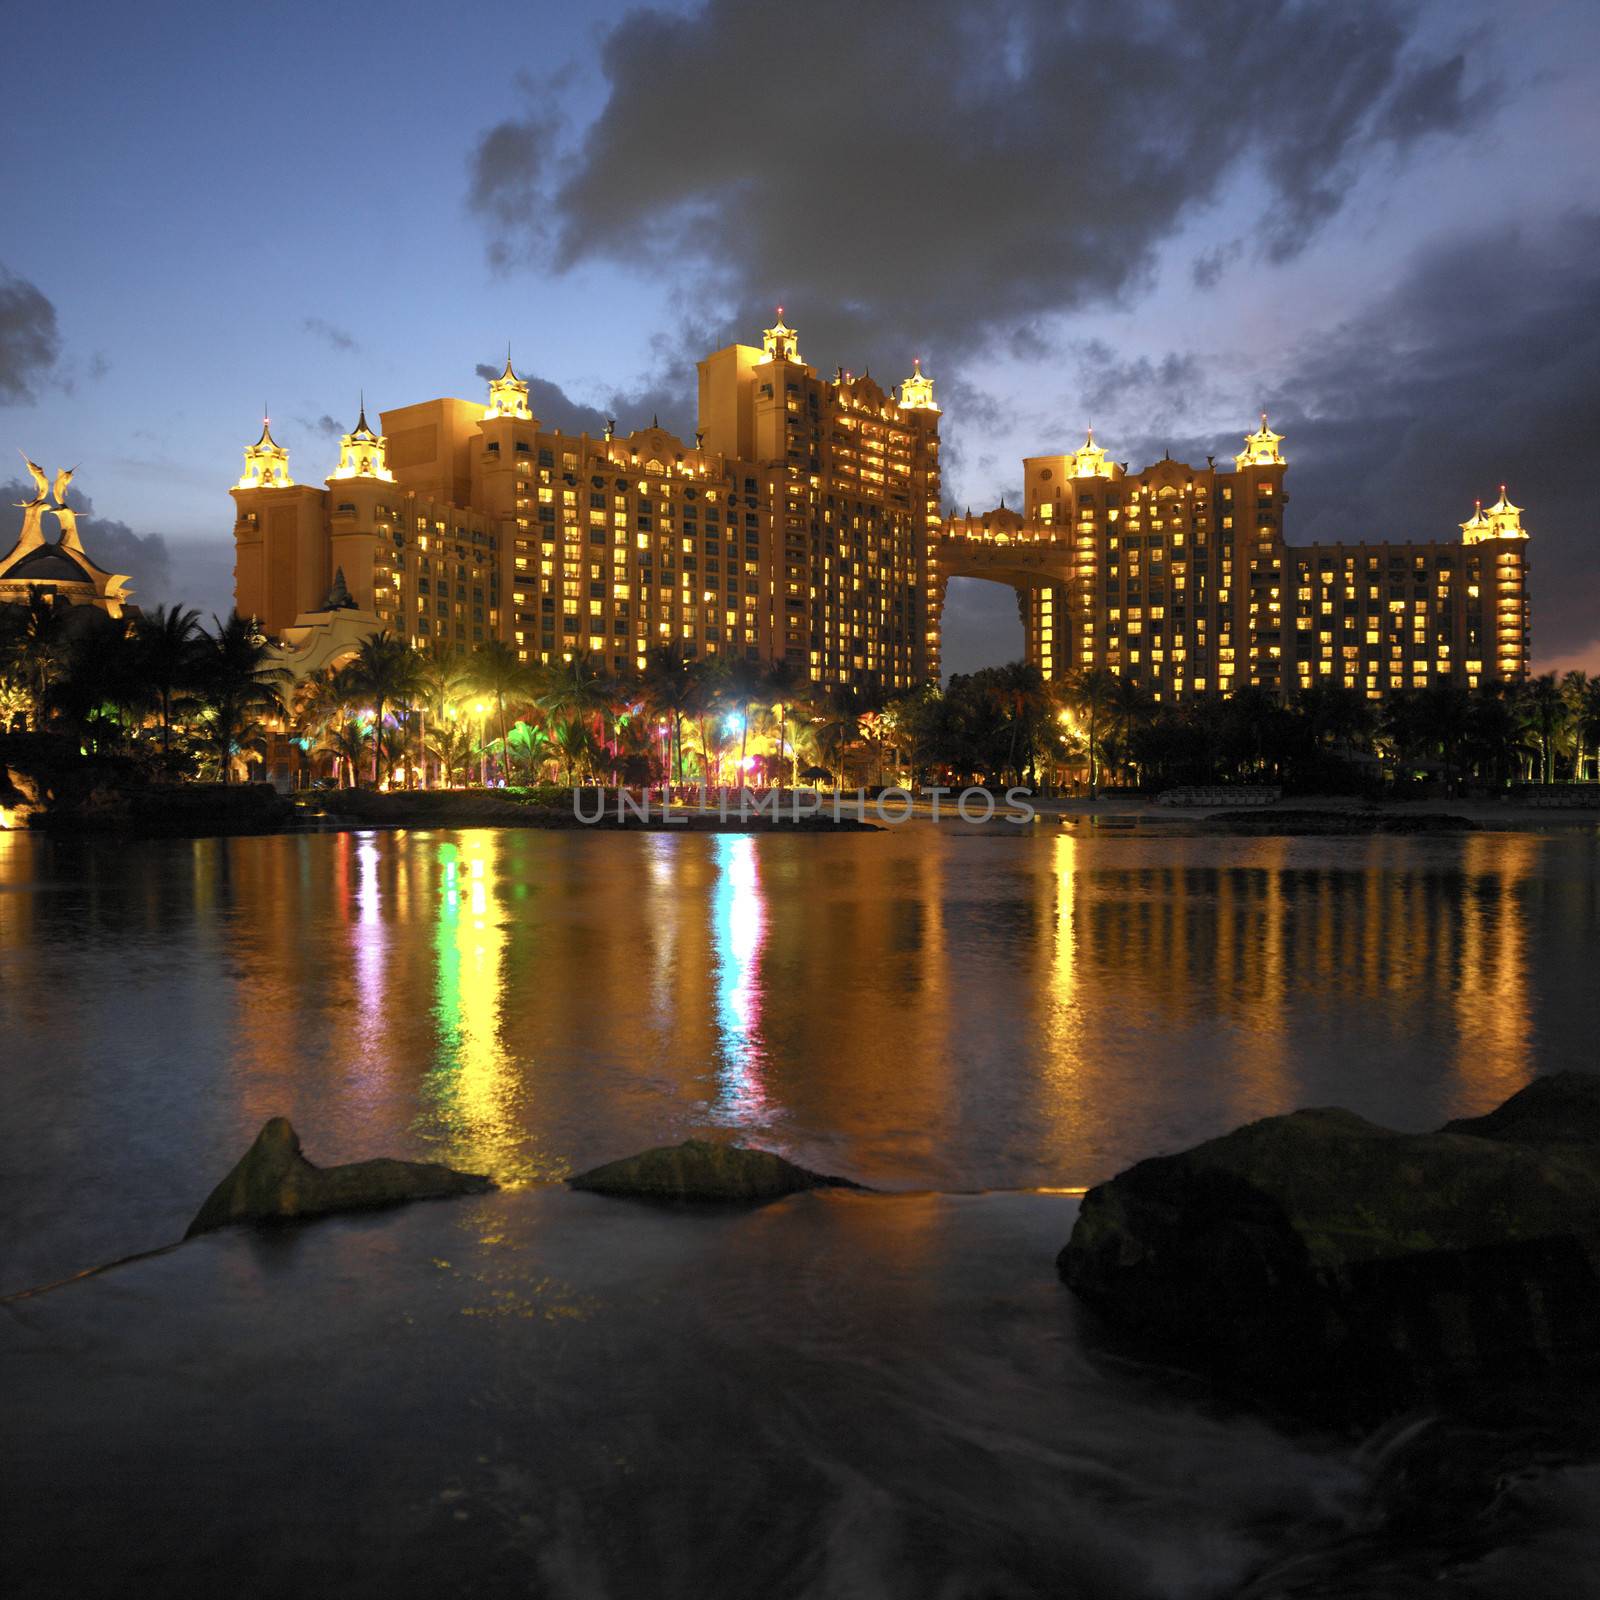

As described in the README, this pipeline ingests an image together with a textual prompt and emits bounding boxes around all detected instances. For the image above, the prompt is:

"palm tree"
[1380,690,1429,781]
[722,654,767,779]
[49,612,145,749]
[193,613,291,784]
[505,718,552,783]
[317,720,367,789]
[291,667,356,785]
[466,640,533,783]
[640,644,698,783]
[685,656,725,784]
[425,717,476,788]
[1569,674,1600,784]
[1523,672,1568,784]
[1463,682,1529,789]
[0,592,72,728]
[1062,666,1118,794]
[813,684,862,788]
[133,604,205,755]
[763,657,810,786]
[535,651,615,757]
[1104,674,1153,785]
[414,642,468,787]
[549,715,597,784]
[347,631,425,787]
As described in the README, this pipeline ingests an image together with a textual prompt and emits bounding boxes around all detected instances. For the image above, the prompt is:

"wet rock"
[186,1117,494,1236]
[1058,1074,1600,1414]
[568,1138,860,1202]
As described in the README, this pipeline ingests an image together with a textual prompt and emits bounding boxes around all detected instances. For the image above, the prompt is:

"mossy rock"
[568,1138,860,1202]
[186,1117,494,1236]
[1058,1074,1600,1414]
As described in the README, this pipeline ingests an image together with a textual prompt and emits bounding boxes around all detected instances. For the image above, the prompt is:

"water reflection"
[423,833,522,1178]
[710,834,768,1124]
[352,834,385,1063]
[3,827,1597,1288]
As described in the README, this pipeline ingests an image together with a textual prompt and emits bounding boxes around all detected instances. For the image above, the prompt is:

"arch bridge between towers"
[930,507,1082,682]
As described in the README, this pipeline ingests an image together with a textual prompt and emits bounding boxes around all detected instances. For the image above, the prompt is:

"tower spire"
[331,401,393,481]
[1235,412,1285,468]
[899,355,939,412]
[484,350,532,419]
[236,414,293,490]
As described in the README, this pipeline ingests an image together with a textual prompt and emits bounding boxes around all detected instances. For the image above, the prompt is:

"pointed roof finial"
[239,410,293,488]
[899,355,939,411]
[1069,427,1112,479]
[1236,411,1285,468]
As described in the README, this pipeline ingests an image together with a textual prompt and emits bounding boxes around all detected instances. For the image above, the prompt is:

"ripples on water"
[2,825,1595,1285]
[2,825,1598,1597]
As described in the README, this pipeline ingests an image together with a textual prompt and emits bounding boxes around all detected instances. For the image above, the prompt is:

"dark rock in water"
[1058,1074,1600,1414]
[1441,1070,1600,1147]
[186,1117,494,1237]
[568,1138,860,1202]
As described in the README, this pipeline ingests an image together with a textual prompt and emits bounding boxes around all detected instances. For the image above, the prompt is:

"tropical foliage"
[2,596,1597,794]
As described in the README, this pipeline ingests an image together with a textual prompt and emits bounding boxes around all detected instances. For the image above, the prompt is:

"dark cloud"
[0,265,60,403]
[473,346,696,440]
[469,112,560,268]
[303,317,356,352]
[297,413,345,438]
[469,0,1489,371]
[0,477,173,603]
[1072,342,1209,425]
[1109,212,1600,666]
[1191,239,1243,290]
[1378,52,1478,146]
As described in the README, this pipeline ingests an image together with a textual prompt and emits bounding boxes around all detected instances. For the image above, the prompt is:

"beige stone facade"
[935,423,1531,698]
[231,319,941,692]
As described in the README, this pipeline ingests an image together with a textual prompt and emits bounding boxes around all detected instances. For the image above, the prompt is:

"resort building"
[230,327,1530,702]
[936,422,1532,700]
[1,459,132,617]
[230,317,942,692]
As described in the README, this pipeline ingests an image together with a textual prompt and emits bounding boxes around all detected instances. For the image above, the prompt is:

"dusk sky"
[2,0,1595,677]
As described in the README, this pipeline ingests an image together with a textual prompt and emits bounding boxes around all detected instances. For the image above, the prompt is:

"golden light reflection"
[1040,833,1089,1141]
[343,832,394,1087]
[711,834,769,1122]
[1453,832,1536,1110]
[423,833,524,1178]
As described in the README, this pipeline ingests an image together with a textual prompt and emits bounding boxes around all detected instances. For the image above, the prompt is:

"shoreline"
[5,783,1596,840]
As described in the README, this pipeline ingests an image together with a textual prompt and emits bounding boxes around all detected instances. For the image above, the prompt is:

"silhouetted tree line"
[3,593,1596,796]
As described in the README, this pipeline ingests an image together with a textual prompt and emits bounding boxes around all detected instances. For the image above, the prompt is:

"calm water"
[4,824,1599,1597]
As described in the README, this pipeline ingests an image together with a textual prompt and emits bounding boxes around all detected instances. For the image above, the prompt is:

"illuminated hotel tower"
[935,418,1531,699]
[230,318,941,692]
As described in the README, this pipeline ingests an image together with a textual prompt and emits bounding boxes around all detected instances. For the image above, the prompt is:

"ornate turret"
[484,353,532,420]
[236,416,293,491]
[1463,485,1526,543]
[329,401,394,481]
[1067,429,1113,480]
[899,357,939,412]
[1235,412,1285,468]
[761,309,801,364]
